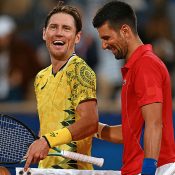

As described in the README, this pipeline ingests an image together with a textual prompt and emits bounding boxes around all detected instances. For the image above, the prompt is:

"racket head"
[0,114,37,164]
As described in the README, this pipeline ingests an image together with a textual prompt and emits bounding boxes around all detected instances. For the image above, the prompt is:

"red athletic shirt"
[121,44,175,175]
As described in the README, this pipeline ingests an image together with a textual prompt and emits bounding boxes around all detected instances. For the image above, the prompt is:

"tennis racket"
[0,114,104,167]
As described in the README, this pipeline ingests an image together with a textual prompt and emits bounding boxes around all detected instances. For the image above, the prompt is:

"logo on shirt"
[41,80,48,90]
[122,79,127,86]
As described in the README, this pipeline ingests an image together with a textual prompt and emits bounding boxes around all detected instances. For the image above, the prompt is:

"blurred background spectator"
[0,0,174,111]
[0,15,42,102]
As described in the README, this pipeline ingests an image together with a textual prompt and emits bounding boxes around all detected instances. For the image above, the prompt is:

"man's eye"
[49,25,56,30]
[64,27,71,31]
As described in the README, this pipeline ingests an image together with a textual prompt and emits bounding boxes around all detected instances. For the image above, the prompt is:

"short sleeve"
[67,61,96,108]
[134,57,163,107]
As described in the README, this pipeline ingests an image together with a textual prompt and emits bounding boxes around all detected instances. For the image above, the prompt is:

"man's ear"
[42,28,46,41]
[120,24,130,38]
[75,31,81,44]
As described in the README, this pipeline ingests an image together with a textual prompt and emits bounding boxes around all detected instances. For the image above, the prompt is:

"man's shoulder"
[66,55,96,85]
[36,65,51,78]
[69,55,86,64]
[135,50,164,68]
[68,55,95,72]
[34,66,51,90]
[35,65,51,84]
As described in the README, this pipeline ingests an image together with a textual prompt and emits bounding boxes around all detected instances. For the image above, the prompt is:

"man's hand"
[24,137,49,171]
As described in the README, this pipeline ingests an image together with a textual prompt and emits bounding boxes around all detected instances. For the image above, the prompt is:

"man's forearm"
[144,124,162,159]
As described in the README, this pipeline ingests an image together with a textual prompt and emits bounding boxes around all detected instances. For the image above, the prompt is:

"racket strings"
[0,116,35,163]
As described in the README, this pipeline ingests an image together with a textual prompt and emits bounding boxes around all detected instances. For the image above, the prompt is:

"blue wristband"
[141,158,157,175]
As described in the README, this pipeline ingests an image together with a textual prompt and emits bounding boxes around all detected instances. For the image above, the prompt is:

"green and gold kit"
[34,54,96,169]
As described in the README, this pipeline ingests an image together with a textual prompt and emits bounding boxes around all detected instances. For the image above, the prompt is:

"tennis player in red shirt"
[93,1,175,175]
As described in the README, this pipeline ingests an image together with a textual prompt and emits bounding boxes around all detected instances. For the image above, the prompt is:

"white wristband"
[94,122,108,139]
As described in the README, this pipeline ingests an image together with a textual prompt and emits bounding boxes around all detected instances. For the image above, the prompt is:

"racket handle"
[61,150,104,167]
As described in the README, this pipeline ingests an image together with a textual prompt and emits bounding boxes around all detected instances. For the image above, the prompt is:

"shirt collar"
[51,52,76,76]
[124,44,152,69]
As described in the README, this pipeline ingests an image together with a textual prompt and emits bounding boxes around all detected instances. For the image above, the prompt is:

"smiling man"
[24,1,98,171]
[93,1,175,175]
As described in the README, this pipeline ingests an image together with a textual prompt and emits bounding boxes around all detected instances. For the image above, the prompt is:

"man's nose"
[55,28,63,36]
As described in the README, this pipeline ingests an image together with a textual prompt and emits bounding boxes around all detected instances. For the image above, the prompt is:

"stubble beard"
[114,46,128,60]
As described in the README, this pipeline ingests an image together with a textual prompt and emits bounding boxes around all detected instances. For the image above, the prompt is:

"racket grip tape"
[61,150,104,167]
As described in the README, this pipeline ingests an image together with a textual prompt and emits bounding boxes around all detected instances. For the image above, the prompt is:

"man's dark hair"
[93,1,137,33]
[44,1,82,33]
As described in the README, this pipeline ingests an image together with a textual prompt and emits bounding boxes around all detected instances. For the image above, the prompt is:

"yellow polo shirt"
[34,55,96,169]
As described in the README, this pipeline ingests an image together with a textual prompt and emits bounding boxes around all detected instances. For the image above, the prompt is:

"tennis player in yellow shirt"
[24,1,98,171]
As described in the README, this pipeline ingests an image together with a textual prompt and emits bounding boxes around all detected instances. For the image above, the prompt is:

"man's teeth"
[53,41,64,45]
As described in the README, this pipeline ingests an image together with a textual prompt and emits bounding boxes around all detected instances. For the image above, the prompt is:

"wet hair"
[44,1,82,33]
[93,1,137,33]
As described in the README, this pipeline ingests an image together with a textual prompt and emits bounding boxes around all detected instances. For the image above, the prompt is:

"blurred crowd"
[0,0,175,112]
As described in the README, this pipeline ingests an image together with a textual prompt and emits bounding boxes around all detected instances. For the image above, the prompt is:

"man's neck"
[126,36,143,62]
[51,52,75,73]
